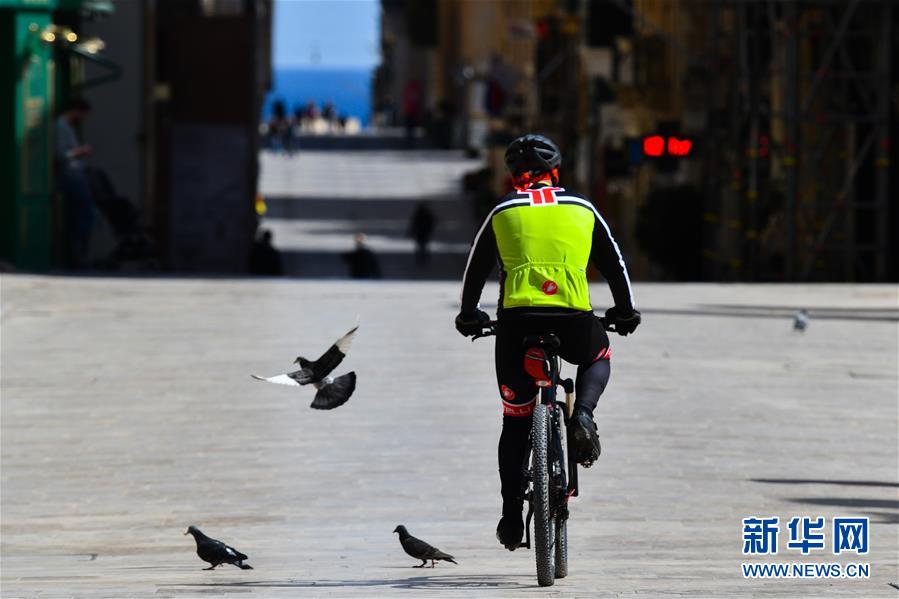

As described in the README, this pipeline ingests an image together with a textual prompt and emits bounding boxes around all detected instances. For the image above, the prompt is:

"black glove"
[604,307,641,336]
[455,309,491,337]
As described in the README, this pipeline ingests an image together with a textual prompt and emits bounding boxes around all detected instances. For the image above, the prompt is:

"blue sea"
[262,67,373,126]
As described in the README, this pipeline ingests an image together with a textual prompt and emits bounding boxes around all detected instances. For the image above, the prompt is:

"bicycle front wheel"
[531,403,555,586]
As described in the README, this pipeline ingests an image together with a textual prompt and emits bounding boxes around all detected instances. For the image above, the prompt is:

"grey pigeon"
[793,309,809,332]
[184,525,253,570]
[393,525,457,568]
[252,325,358,409]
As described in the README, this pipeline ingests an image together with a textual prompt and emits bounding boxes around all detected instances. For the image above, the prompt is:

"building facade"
[0,0,273,273]
[376,0,897,282]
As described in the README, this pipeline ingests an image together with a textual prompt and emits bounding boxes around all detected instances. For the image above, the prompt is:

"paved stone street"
[2,276,897,597]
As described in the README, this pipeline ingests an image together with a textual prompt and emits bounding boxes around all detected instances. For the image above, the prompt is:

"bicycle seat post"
[522,333,563,396]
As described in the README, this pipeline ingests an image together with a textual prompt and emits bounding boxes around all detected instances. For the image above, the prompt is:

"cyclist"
[454,134,640,551]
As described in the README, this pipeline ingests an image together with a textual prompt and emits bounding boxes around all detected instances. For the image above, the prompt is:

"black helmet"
[504,134,561,176]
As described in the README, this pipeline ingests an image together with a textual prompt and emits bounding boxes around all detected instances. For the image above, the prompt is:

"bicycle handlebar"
[471,316,617,341]
[470,321,497,341]
[598,316,617,333]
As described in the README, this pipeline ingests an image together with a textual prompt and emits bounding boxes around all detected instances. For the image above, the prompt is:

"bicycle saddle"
[522,333,561,350]
[522,334,560,387]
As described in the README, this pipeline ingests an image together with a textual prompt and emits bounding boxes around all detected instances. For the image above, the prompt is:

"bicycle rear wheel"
[531,403,555,586]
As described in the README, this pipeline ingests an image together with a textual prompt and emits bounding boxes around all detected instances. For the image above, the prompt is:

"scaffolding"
[701,0,892,282]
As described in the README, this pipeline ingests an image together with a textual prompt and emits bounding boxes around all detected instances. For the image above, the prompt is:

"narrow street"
[2,0,897,596]
[258,148,483,279]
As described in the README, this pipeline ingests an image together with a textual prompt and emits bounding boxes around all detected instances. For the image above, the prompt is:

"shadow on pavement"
[752,478,899,488]
[165,574,539,591]
[439,303,899,322]
[281,249,466,280]
[783,497,899,525]
[784,497,899,510]
[865,511,899,525]
[262,193,477,280]
[640,306,899,322]
[752,478,899,524]
[263,196,474,222]
[705,304,899,315]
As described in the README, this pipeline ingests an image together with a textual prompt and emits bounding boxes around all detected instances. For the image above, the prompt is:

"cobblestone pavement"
[2,276,897,597]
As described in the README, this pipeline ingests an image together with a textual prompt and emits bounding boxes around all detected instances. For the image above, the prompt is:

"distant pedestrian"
[403,79,423,148]
[408,203,436,266]
[297,102,310,131]
[56,97,95,268]
[249,229,284,276]
[268,100,292,154]
[342,233,382,279]
[322,101,337,131]
[485,53,513,117]
[304,100,319,119]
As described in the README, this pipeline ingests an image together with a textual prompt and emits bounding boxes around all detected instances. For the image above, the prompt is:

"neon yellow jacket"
[461,186,634,314]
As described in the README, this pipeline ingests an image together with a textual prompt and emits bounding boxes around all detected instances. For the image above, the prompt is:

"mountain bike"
[474,318,614,587]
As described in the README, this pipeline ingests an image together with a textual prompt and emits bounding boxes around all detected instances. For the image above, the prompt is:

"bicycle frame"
[518,341,577,551]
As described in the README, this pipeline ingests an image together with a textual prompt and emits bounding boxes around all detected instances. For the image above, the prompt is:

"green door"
[0,8,55,270]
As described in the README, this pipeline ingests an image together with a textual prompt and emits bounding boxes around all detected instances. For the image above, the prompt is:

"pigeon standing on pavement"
[184,526,253,570]
[393,525,457,568]
[793,309,809,332]
[252,325,358,409]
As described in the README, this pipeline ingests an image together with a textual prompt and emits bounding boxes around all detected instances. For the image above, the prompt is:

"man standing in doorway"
[55,97,95,268]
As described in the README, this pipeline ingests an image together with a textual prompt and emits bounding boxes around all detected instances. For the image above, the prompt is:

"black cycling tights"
[498,358,610,506]
[498,416,531,507]
[575,358,611,414]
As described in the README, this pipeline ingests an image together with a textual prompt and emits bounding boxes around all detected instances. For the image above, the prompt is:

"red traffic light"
[642,135,665,157]
[642,135,693,157]
[667,137,692,156]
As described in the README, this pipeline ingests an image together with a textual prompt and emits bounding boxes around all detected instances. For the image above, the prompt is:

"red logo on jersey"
[526,187,561,205]
[541,280,558,295]
[501,385,516,401]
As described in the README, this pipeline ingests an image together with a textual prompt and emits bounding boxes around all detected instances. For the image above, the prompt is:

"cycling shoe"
[570,411,601,467]
[496,508,524,551]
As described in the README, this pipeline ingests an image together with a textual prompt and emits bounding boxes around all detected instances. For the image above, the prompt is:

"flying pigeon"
[793,309,809,332]
[184,525,253,570]
[251,325,358,409]
[393,525,457,568]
